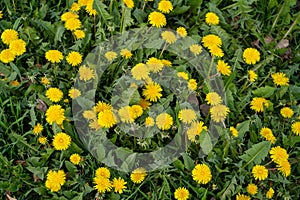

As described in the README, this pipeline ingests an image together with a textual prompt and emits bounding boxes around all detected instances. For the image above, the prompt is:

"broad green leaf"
[252,86,276,97]
[93,0,113,22]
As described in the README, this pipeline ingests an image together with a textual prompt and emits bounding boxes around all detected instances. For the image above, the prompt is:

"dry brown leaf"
[276,39,289,49]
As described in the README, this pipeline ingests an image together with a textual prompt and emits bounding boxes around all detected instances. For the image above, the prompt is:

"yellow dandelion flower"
[118,106,135,123]
[236,194,251,200]
[131,63,150,80]
[41,77,50,85]
[247,183,258,195]
[45,105,66,125]
[79,65,95,81]
[176,27,187,38]
[98,109,117,128]
[147,57,164,73]
[93,176,111,193]
[277,159,291,177]
[192,164,212,184]
[230,126,238,137]
[161,31,177,44]
[291,121,300,136]
[145,116,155,127]
[131,105,143,119]
[248,70,258,82]
[71,3,81,12]
[66,51,82,66]
[260,127,276,143]
[210,104,230,122]
[139,98,151,110]
[10,80,20,86]
[86,0,97,16]
[202,34,222,49]
[83,110,97,120]
[271,72,289,86]
[61,12,79,22]
[156,113,173,130]
[123,0,134,9]
[270,146,289,164]
[174,187,189,200]
[70,153,81,165]
[0,49,15,63]
[105,51,118,61]
[190,44,202,55]
[177,72,189,80]
[280,107,294,118]
[143,82,163,102]
[161,59,172,66]
[33,123,44,135]
[68,88,81,99]
[45,170,66,192]
[148,11,167,28]
[209,46,224,57]
[96,167,110,178]
[252,165,268,181]
[73,29,85,39]
[217,60,231,76]
[89,120,101,131]
[78,0,89,6]
[0,11,3,19]
[188,79,197,91]
[45,50,63,63]
[243,48,260,65]
[112,177,127,194]
[206,92,222,106]
[120,48,132,59]
[65,18,81,31]
[187,121,207,142]
[250,97,269,112]
[158,0,173,14]
[38,136,47,144]
[93,101,112,113]
[130,168,147,184]
[9,39,26,56]
[266,187,274,199]
[52,132,71,150]
[205,12,219,25]
[178,109,197,124]
[46,87,63,102]
[1,29,18,45]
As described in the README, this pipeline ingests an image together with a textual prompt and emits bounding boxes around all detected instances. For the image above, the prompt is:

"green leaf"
[93,0,113,22]
[237,120,250,138]
[54,24,65,45]
[170,6,190,15]
[173,159,184,171]
[182,153,195,170]
[252,86,276,97]
[239,141,271,168]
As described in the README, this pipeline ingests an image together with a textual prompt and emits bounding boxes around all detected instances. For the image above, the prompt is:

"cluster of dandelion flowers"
[1,29,18,45]
[291,121,300,136]
[271,72,289,86]
[250,97,269,112]
[146,57,164,72]
[178,109,197,124]
[266,187,274,199]
[0,49,15,63]
[236,194,251,200]
[247,183,258,195]
[131,63,150,80]
[205,92,222,106]
[243,48,260,65]
[123,0,134,8]
[210,104,230,122]
[9,39,26,56]
[98,109,117,128]
[46,87,63,102]
[45,170,66,192]
[260,127,276,143]
[79,65,95,81]
[130,168,147,184]
[52,132,71,150]
[192,164,212,184]
[161,31,177,44]
[252,165,268,180]
[142,82,163,102]
[45,50,63,63]
[158,0,173,14]
[217,60,231,76]
[33,123,44,135]
[148,11,167,28]
[66,51,82,66]
[248,70,258,82]
[45,105,66,125]
[156,113,173,130]
[174,187,189,200]
[112,177,127,194]
[70,153,81,165]
[205,12,219,25]
[176,27,187,38]
[280,107,294,118]
[105,51,118,61]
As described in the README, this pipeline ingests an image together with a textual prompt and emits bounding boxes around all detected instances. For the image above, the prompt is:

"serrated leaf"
[237,120,250,138]
[239,141,271,168]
